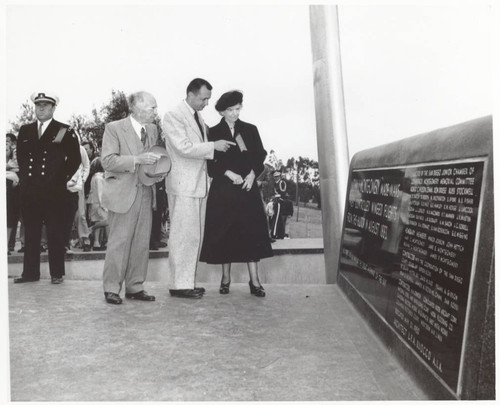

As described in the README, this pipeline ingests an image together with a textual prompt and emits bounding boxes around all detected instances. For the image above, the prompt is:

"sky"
[338,4,493,158]
[5,4,317,161]
[3,3,495,163]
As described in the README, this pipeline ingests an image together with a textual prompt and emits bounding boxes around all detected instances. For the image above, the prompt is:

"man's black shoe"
[83,245,92,252]
[125,290,155,301]
[169,289,203,299]
[51,277,64,284]
[194,287,205,294]
[17,247,24,253]
[104,292,122,305]
[14,277,39,284]
[149,244,159,251]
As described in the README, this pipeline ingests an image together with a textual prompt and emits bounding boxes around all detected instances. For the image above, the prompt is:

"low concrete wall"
[7,239,326,285]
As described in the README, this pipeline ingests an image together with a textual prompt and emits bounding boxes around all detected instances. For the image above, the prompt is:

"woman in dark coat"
[200,91,273,297]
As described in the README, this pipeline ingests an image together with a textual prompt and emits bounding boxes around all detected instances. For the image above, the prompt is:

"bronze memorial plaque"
[338,158,485,394]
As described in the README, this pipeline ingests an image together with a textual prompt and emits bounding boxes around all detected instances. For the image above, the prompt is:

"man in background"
[14,92,81,284]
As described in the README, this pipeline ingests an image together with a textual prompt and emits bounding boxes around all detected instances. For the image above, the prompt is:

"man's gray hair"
[128,91,150,112]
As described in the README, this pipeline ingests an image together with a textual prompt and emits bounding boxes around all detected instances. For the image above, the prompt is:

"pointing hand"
[214,140,236,152]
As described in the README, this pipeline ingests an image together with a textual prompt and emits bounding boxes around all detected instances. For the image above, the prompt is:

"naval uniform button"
[42,165,45,168]
[28,173,32,176]
[41,172,45,175]
[29,166,32,169]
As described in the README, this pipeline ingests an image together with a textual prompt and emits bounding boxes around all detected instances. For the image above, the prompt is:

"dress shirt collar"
[130,115,145,139]
[37,118,53,135]
[183,99,196,116]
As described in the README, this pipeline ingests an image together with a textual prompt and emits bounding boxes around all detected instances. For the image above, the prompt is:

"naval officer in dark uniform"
[14,92,81,284]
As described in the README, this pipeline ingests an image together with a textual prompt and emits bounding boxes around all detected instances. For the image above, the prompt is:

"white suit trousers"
[167,194,206,290]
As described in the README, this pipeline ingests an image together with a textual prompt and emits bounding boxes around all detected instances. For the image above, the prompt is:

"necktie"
[140,127,147,145]
[194,111,204,135]
[38,122,43,138]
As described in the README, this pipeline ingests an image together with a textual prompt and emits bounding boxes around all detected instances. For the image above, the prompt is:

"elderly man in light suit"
[101,91,163,305]
[163,78,234,298]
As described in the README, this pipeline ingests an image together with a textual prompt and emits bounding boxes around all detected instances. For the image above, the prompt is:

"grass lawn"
[286,204,323,238]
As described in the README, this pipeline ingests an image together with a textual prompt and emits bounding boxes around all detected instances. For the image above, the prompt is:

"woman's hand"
[242,170,255,191]
[225,170,243,185]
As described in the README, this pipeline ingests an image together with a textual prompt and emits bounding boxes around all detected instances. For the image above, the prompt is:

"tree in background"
[265,150,283,171]
[68,113,92,143]
[102,89,129,123]
[68,89,129,150]
[8,89,129,145]
[285,156,321,208]
[9,101,35,133]
[8,93,319,209]
[261,150,321,209]
[87,89,129,147]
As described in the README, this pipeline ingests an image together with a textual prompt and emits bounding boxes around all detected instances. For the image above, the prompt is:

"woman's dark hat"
[138,145,171,186]
[215,90,243,112]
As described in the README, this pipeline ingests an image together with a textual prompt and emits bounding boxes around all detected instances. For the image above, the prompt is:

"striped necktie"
[141,127,147,145]
[38,122,43,138]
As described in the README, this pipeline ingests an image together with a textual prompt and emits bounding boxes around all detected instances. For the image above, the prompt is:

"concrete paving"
[7,279,429,401]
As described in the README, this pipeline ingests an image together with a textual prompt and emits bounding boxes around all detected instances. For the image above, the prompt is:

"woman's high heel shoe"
[219,280,231,294]
[249,281,266,297]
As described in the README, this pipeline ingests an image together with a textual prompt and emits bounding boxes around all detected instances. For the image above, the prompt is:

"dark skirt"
[200,177,273,264]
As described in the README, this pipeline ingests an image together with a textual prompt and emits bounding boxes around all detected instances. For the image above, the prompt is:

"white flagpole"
[309,5,350,283]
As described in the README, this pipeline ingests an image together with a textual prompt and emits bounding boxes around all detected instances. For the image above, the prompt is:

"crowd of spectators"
[7,129,291,257]
[6,132,170,255]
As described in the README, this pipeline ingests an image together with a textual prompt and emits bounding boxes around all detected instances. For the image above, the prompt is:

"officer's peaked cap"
[31,92,59,105]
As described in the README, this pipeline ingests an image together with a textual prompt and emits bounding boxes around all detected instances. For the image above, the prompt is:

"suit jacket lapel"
[179,102,203,141]
[39,119,58,143]
[27,122,39,143]
[121,117,140,154]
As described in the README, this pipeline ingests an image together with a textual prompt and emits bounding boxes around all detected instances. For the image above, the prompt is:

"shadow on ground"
[8,280,428,401]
